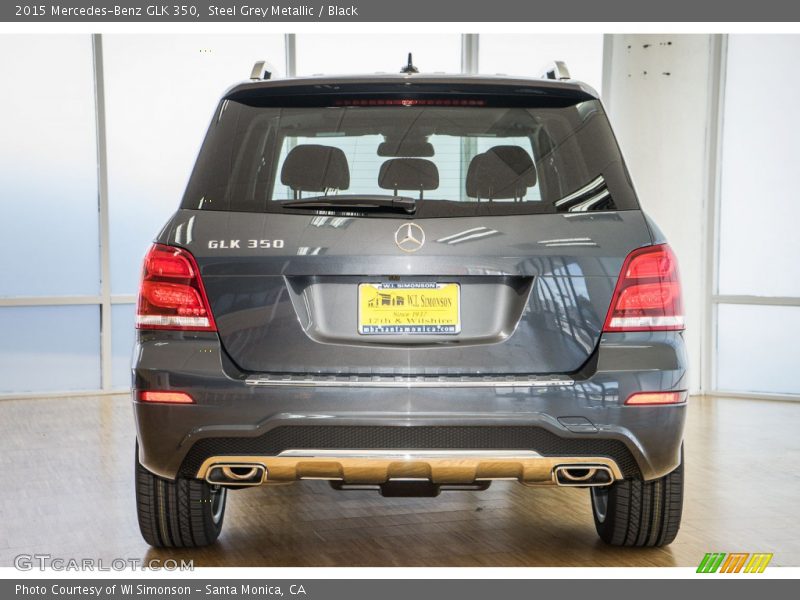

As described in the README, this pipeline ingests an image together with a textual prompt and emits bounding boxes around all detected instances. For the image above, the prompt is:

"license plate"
[358,282,461,335]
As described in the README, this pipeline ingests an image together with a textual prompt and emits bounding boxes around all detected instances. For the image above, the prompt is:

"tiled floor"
[0,394,798,566]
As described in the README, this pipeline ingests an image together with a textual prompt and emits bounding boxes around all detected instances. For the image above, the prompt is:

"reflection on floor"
[0,394,798,567]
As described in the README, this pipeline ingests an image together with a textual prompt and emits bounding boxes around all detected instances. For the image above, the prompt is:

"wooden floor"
[1,394,798,567]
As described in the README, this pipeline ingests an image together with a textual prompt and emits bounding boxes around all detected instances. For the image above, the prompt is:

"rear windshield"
[182,93,639,218]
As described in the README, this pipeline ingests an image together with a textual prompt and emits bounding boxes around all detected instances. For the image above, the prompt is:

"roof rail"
[541,61,571,81]
[250,60,275,81]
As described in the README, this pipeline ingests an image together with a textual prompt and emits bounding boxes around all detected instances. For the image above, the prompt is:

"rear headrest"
[280,144,350,192]
[378,158,439,191]
[466,145,536,200]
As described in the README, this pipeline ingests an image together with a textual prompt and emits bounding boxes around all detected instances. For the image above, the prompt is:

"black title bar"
[4,0,800,22]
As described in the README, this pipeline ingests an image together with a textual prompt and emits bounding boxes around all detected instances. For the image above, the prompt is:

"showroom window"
[0,35,100,298]
[714,35,800,397]
[0,35,101,394]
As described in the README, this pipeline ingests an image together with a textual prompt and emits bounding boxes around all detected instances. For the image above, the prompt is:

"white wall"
[295,34,462,75]
[604,34,713,394]
[715,35,800,396]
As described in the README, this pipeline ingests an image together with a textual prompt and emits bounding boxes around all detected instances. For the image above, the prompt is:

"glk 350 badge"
[208,239,285,249]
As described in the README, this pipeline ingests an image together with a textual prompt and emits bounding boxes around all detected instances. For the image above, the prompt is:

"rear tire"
[590,452,683,547]
[135,444,227,547]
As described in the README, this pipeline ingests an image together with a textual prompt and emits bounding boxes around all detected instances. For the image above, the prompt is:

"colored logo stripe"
[697,552,773,573]
[697,553,726,573]
[744,553,773,573]
[719,553,749,573]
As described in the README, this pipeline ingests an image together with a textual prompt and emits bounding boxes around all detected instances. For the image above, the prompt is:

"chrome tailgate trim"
[244,374,575,388]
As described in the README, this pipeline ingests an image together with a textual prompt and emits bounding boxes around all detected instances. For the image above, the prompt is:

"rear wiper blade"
[280,195,416,214]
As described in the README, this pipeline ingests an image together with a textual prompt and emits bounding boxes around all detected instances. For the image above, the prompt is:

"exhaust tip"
[554,465,613,487]
[206,463,265,486]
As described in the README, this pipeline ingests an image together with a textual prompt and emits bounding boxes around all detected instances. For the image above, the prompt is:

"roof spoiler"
[248,58,570,82]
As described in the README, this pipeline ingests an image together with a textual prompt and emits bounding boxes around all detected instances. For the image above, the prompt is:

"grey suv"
[133,60,687,549]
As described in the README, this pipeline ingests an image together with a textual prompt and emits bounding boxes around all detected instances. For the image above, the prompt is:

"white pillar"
[603,34,716,395]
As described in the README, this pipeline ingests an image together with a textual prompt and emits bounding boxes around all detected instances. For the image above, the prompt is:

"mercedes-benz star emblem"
[394,223,425,253]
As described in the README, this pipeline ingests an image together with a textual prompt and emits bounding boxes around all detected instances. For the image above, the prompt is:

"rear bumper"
[199,451,623,488]
[133,330,688,482]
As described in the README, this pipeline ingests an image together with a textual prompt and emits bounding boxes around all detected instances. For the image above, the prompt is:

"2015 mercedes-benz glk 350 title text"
[133,58,687,548]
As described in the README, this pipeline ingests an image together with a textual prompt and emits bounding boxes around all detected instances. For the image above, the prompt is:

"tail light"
[603,244,684,332]
[136,244,216,331]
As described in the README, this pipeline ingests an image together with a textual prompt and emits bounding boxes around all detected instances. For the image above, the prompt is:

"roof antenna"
[400,53,419,74]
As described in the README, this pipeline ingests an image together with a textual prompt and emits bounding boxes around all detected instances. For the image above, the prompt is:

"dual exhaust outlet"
[204,461,615,488]
[207,464,266,486]
[553,465,614,487]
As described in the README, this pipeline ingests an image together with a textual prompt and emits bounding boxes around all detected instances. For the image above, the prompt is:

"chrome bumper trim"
[277,449,543,458]
[244,374,575,388]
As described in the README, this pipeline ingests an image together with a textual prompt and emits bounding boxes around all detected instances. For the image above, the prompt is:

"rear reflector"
[138,391,194,404]
[625,391,686,406]
[603,244,684,332]
[136,244,216,331]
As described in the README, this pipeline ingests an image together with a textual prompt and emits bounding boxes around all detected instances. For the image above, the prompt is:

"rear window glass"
[271,134,542,203]
[182,95,638,218]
